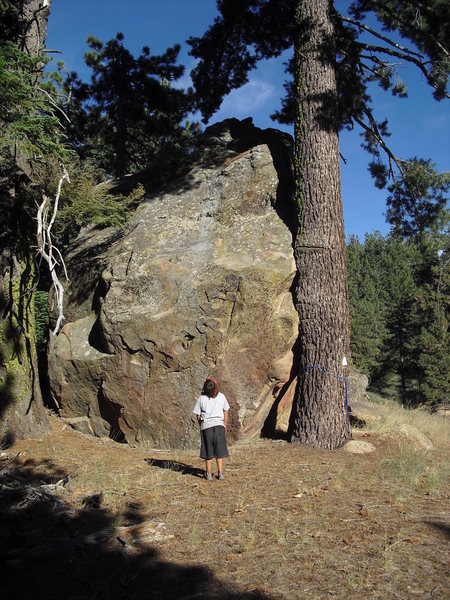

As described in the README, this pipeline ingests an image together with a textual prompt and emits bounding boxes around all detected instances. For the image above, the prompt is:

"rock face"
[48,118,298,448]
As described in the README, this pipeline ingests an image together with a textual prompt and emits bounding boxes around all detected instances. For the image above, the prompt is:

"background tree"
[384,152,449,406]
[347,208,449,408]
[188,0,448,448]
[418,247,449,408]
[417,235,449,408]
[386,159,449,240]
[347,234,387,378]
[65,33,197,179]
[381,236,421,403]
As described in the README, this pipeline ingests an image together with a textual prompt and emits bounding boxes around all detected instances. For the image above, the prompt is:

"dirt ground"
[1,411,448,600]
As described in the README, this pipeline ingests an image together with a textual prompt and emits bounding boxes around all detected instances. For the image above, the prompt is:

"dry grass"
[2,402,449,600]
[363,393,450,446]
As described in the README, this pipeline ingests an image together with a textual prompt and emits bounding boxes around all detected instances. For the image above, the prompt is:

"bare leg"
[216,458,223,474]
[205,459,212,474]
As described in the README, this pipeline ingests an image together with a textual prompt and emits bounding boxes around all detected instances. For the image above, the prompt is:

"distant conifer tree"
[65,33,196,179]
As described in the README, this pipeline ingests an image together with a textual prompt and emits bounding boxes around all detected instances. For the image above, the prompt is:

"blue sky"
[46,0,449,240]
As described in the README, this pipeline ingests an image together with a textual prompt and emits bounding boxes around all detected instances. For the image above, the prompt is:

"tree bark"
[0,0,52,443]
[290,0,351,448]
[0,250,49,443]
[19,0,52,56]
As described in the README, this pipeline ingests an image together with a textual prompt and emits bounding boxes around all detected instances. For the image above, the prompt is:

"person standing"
[193,378,229,480]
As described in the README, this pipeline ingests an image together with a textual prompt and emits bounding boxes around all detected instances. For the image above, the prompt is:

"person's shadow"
[145,458,204,478]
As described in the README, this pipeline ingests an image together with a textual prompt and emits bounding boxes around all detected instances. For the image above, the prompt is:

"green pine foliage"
[347,225,449,408]
[54,160,145,246]
[386,158,450,239]
[347,234,387,378]
[63,33,198,179]
[0,43,59,158]
[416,227,450,408]
[420,321,450,408]
[382,236,422,403]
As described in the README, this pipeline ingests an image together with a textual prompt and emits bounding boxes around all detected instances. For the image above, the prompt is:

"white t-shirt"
[193,392,230,430]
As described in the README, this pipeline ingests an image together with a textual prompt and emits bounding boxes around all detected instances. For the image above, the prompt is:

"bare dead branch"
[38,87,71,122]
[36,165,70,336]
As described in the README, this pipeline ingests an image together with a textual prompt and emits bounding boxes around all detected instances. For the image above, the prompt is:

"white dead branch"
[36,165,70,335]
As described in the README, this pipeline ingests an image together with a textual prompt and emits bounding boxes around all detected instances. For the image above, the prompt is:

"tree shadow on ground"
[425,520,450,540]
[145,457,204,478]
[0,456,272,600]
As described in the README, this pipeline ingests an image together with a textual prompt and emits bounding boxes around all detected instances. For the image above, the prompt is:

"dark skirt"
[200,425,229,460]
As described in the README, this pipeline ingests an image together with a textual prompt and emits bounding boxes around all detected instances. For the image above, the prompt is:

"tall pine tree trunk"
[290,0,351,448]
[0,251,48,442]
[0,0,52,443]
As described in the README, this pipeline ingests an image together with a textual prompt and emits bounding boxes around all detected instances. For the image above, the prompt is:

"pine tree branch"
[356,42,424,65]
[353,110,405,179]
[355,41,450,99]
[366,1,450,59]
[341,15,423,58]
[359,58,399,87]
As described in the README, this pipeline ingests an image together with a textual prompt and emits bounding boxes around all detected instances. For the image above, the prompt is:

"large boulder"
[48,118,299,448]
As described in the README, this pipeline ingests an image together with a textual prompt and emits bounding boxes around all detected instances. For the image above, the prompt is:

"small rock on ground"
[398,424,433,451]
[343,440,376,454]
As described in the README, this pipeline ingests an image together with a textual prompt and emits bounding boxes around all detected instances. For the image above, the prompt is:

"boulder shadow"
[261,334,300,441]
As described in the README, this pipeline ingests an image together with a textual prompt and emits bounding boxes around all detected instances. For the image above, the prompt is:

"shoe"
[218,472,225,480]
[205,472,213,481]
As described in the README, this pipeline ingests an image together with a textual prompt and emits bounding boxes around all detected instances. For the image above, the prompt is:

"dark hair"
[202,378,218,397]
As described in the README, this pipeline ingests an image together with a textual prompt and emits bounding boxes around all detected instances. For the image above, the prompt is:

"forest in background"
[348,229,448,407]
